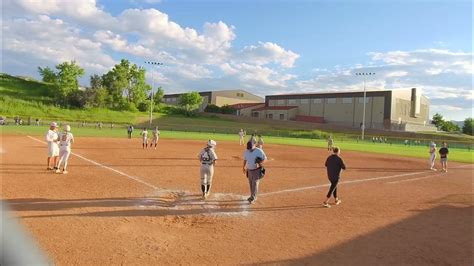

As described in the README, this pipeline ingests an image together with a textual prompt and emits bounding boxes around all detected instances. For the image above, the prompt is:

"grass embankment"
[2,125,473,164]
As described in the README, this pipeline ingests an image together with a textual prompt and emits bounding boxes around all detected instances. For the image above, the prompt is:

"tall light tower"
[355,72,375,140]
[144,61,163,126]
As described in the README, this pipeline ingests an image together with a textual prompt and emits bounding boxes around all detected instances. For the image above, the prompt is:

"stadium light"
[144,61,164,126]
[355,72,375,140]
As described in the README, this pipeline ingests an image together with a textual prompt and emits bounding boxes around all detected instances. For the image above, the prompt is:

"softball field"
[1,134,472,265]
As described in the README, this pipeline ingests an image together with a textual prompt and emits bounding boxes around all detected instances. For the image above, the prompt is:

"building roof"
[228,103,264,110]
[252,106,299,111]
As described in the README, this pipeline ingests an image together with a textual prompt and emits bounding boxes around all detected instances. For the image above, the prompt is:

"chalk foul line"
[27,135,158,190]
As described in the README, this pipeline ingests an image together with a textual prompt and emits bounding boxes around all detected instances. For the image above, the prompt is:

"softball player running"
[141,128,149,149]
[198,140,218,199]
[151,126,160,149]
[56,125,74,174]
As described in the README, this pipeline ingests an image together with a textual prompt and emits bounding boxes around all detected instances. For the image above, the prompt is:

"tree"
[220,104,237,114]
[440,121,460,132]
[153,87,164,104]
[178,92,203,116]
[462,117,473,135]
[204,104,220,113]
[38,61,85,106]
[431,113,444,128]
[85,74,108,108]
[37,66,57,83]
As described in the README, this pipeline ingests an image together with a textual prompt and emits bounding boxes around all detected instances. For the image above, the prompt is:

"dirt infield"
[1,135,472,265]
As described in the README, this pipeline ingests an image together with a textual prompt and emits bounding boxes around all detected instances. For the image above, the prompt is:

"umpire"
[323,147,346,208]
[243,141,267,204]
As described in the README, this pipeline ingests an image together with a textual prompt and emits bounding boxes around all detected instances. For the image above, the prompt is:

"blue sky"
[2,0,472,120]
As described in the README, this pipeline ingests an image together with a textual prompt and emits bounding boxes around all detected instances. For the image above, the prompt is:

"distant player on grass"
[141,128,148,149]
[429,141,437,171]
[239,129,246,145]
[439,142,449,173]
[327,136,333,151]
[323,147,346,208]
[151,126,160,150]
[127,125,134,139]
[56,125,74,174]
[198,140,218,199]
[257,135,264,149]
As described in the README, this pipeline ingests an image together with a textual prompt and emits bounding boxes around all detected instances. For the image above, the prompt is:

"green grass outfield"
[2,125,473,164]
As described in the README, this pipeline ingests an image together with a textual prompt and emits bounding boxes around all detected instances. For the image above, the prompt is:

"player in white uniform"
[56,125,74,174]
[151,126,160,150]
[429,141,437,171]
[238,129,245,145]
[141,128,148,149]
[45,122,60,170]
[257,135,264,149]
[198,140,218,199]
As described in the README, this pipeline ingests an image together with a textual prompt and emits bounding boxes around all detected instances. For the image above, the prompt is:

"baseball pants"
[429,153,436,168]
[57,148,71,170]
[200,164,214,187]
[326,177,339,198]
[247,169,260,200]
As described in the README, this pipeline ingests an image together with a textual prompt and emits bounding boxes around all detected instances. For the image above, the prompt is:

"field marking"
[386,172,445,184]
[259,171,430,197]
[27,135,159,190]
[26,136,250,217]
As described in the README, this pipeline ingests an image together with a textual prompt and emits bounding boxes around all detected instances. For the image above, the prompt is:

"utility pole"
[355,72,375,140]
[144,61,163,126]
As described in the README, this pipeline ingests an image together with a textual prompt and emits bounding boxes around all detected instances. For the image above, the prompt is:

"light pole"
[355,72,375,140]
[144,61,163,126]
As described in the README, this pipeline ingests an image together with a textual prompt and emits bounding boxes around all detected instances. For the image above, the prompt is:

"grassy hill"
[1,73,472,146]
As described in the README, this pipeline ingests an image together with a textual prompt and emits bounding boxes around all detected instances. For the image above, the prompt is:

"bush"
[119,102,138,112]
[204,104,220,113]
[220,104,236,114]
[137,101,150,112]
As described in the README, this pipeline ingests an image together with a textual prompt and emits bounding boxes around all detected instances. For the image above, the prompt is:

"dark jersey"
[325,154,346,180]
[439,147,449,158]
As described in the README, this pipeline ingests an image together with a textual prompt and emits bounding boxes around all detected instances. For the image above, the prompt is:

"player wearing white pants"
[238,129,245,145]
[45,122,60,170]
[198,140,218,199]
[141,128,148,149]
[151,126,160,149]
[429,142,437,171]
[56,125,74,174]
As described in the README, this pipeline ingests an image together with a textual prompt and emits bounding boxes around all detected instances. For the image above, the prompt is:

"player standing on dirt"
[243,141,267,204]
[257,135,264,149]
[141,128,148,149]
[151,126,160,150]
[198,140,218,199]
[56,125,74,174]
[439,142,449,173]
[45,122,60,170]
[323,147,346,208]
[429,141,437,171]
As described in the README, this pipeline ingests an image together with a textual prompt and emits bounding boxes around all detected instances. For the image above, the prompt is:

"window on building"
[326,98,336,104]
[268,100,276,106]
[280,114,284,120]
[358,97,370,104]
[288,99,297,104]
[301,99,309,104]
[277,100,285,105]
[342,98,353,104]
[313,99,322,104]
[252,112,259,117]
[268,113,273,119]
[171,98,177,102]
[236,93,244,97]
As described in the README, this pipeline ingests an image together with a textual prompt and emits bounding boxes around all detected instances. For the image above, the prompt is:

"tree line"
[432,113,473,135]
[38,59,166,112]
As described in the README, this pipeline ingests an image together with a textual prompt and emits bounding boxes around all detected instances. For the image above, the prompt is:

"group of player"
[429,141,449,172]
[138,127,161,149]
[45,122,74,174]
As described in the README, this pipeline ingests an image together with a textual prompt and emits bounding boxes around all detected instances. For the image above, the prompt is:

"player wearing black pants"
[323,147,346,208]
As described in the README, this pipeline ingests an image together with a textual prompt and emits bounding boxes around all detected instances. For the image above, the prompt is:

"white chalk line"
[27,135,158,190]
[386,172,445,184]
[259,171,430,197]
[26,136,249,217]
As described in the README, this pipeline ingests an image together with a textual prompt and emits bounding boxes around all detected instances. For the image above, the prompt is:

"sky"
[2,0,472,121]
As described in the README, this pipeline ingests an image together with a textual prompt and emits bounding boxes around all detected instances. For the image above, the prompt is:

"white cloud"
[239,42,300,68]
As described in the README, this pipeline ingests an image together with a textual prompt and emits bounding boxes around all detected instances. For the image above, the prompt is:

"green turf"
[2,125,472,163]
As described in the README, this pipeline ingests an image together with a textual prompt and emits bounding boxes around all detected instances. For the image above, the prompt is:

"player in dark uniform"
[439,142,449,173]
[323,147,346,208]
